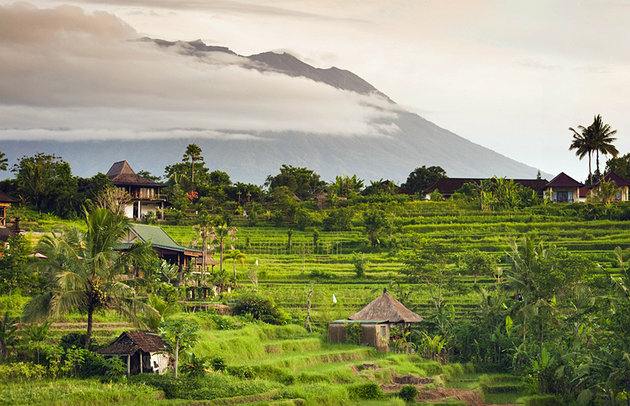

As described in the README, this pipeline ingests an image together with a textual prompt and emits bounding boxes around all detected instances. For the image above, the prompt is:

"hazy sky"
[2,0,629,179]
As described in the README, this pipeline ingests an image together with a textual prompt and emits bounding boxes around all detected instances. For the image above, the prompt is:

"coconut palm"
[23,208,158,348]
[569,124,594,184]
[182,144,203,184]
[589,115,618,178]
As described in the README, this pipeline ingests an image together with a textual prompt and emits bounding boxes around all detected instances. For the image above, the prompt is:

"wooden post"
[139,352,143,373]
[127,354,131,375]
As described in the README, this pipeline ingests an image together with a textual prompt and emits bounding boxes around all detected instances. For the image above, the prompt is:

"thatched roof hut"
[349,289,422,324]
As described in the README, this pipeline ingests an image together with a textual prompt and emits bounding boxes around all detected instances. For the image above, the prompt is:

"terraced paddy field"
[159,201,630,324]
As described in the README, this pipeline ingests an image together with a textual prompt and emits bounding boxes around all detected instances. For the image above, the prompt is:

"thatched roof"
[349,290,422,323]
[97,331,167,355]
[106,160,162,187]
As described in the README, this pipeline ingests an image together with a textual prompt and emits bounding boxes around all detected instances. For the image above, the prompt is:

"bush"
[232,293,286,325]
[226,365,255,379]
[79,351,126,380]
[399,384,418,402]
[348,382,383,400]
[59,333,90,351]
[0,362,47,382]
[210,356,226,372]
[180,354,207,377]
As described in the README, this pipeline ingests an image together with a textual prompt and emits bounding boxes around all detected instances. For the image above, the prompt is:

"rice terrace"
[1,1,630,405]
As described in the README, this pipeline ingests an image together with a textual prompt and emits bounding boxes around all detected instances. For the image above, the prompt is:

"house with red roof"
[543,172,584,203]
[589,172,630,202]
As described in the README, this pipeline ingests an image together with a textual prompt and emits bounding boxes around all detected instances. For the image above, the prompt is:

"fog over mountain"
[2,36,543,182]
[0,4,545,182]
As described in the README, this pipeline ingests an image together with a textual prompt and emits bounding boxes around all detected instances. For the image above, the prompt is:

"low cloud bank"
[0,3,397,141]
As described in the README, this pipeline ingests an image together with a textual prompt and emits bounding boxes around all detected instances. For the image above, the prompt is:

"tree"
[605,153,630,179]
[458,250,498,276]
[0,311,18,360]
[224,249,246,281]
[94,186,131,216]
[193,213,213,287]
[589,115,618,179]
[23,208,158,348]
[265,165,326,200]
[182,144,204,184]
[569,123,594,184]
[588,179,619,204]
[330,175,364,198]
[362,210,391,248]
[0,234,33,294]
[0,150,7,171]
[136,170,161,182]
[401,165,447,195]
[13,153,78,217]
[362,179,399,196]
[160,317,199,378]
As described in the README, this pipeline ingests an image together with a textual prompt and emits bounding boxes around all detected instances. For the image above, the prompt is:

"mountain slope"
[1,40,544,182]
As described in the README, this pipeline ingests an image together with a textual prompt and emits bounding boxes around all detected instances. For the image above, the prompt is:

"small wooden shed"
[328,289,422,352]
[98,331,170,375]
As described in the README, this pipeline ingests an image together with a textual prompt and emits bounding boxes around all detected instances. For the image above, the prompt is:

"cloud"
[0,3,396,141]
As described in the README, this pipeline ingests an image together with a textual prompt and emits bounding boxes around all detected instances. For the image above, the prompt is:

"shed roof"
[545,172,583,188]
[0,191,17,203]
[120,224,201,254]
[349,290,422,323]
[106,160,162,188]
[97,331,167,355]
[425,178,548,196]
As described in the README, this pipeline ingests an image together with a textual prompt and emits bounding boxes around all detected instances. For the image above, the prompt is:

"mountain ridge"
[1,39,546,182]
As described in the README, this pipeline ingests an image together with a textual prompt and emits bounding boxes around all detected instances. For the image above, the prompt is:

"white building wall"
[149,352,170,374]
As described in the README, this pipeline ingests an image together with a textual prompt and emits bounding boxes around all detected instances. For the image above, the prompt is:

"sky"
[1,0,629,179]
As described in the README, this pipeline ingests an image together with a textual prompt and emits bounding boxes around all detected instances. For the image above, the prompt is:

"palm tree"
[569,124,594,184]
[589,115,618,178]
[23,208,158,348]
[225,249,246,281]
[182,144,203,184]
[0,150,7,171]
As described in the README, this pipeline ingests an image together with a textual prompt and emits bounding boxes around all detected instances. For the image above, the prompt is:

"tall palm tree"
[589,115,618,178]
[569,124,594,184]
[225,249,246,281]
[0,150,7,171]
[23,208,158,348]
[182,144,203,184]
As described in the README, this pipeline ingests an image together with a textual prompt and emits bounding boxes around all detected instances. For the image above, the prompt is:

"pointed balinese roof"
[349,290,422,323]
[596,172,630,187]
[545,172,583,188]
[106,160,162,187]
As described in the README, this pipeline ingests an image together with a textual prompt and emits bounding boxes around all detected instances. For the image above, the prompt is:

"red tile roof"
[106,161,162,188]
[545,172,583,188]
[596,172,630,187]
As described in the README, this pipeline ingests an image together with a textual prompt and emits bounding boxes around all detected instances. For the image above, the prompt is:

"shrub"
[351,253,368,278]
[180,354,207,377]
[59,333,90,351]
[348,382,383,400]
[232,293,286,325]
[210,356,226,372]
[226,365,255,379]
[399,385,418,402]
[79,351,126,380]
[0,362,46,382]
